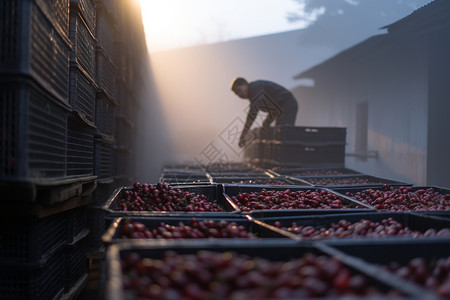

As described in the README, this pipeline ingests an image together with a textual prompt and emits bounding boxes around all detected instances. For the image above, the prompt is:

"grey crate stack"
[0,0,147,299]
[244,125,347,169]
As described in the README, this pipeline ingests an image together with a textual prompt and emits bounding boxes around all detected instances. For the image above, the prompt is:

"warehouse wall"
[292,34,430,186]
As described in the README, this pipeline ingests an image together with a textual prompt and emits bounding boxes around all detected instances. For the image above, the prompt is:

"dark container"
[87,205,107,252]
[211,176,312,186]
[102,216,294,246]
[69,8,96,78]
[69,65,97,123]
[223,185,374,218]
[204,162,256,173]
[207,171,272,179]
[159,171,212,185]
[66,205,89,244]
[96,90,117,137]
[270,167,362,177]
[0,246,65,300]
[0,0,71,101]
[95,4,116,59]
[70,0,96,32]
[0,78,69,195]
[272,125,347,143]
[0,212,67,266]
[317,239,450,299]
[95,49,117,100]
[64,229,89,293]
[331,186,450,214]
[298,174,411,188]
[94,134,114,180]
[253,212,450,241]
[103,184,241,218]
[266,140,346,168]
[105,240,422,300]
[66,112,95,177]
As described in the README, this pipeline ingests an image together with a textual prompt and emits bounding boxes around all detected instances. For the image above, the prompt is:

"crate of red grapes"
[331,185,450,213]
[270,167,362,177]
[253,212,450,241]
[211,176,312,186]
[105,240,422,300]
[223,185,374,218]
[103,183,241,218]
[319,238,450,299]
[297,175,411,188]
[102,216,295,246]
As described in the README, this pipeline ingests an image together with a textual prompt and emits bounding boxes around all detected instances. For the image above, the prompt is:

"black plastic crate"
[105,240,421,300]
[207,171,271,179]
[87,205,107,252]
[66,206,89,244]
[266,141,346,168]
[203,162,256,173]
[115,81,133,120]
[112,147,134,182]
[0,246,65,300]
[67,112,95,176]
[1,2,70,98]
[223,185,374,218]
[331,186,450,213]
[64,230,89,293]
[103,184,241,218]
[96,91,117,136]
[270,167,363,177]
[0,78,69,182]
[253,212,450,241]
[299,174,411,188]
[70,0,96,34]
[69,66,97,123]
[0,210,67,266]
[317,239,450,299]
[212,176,312,186]
[30,2,71,100]
[69,10,96,78]
[272,125,346,143]
[159,171,211,185]
[94,134,114,180]
[102,216,294,246]
[114,116,134,148]
[95,49,117,100]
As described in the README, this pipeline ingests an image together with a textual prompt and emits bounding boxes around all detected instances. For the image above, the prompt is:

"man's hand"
[238,134,247,148]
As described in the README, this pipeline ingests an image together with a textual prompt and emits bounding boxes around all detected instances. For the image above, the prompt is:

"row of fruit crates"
[101,183,450,218]
[103,231,450,299]
[99,161,450,299]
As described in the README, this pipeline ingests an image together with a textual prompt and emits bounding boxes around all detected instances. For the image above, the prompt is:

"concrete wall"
[293,34,430,185]
[427,28,450,188]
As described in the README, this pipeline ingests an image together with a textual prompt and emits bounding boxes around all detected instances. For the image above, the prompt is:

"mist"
[142,0,434,172]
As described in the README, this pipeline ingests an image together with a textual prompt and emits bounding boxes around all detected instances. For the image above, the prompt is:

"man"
[230,77,298,148]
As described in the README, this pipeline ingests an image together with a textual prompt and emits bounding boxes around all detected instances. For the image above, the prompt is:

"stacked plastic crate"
[244,125,347,169]
[0,0,94,299]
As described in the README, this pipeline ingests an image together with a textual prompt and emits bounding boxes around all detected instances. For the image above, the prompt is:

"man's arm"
[239,106,257,148]
[262,113,275,131]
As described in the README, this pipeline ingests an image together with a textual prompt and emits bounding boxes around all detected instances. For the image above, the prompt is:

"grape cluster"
[120,218,258,239]
[345,185,450,211]
[117,182,224,212]
[272,218,450,239]
[121,250,398,299]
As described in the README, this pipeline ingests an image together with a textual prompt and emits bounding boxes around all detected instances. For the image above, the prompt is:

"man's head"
[230,77,249,99]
